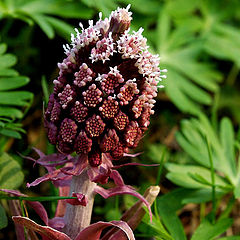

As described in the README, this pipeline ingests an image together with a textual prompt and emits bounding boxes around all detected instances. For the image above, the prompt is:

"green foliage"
[94,195,122,221]
[137,213,173,240]
[165,164,231,191]
[123,194,173,240]
[157,188,187,240]
[159,114,240,238]
[147,2,221,114]
[173,114,239,190]
[0,152,24,189]
[157,188,235,240]
[191,217,233,240]
[0,43,33,139]
[218,237,240,240]
[0,0,94,39]
[136,0,240,115]
[0,204,8,229]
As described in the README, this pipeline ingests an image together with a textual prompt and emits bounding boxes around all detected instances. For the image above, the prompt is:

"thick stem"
[63,170,96,239]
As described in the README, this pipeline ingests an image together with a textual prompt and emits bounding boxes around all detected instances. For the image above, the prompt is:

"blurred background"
[1,0,240,239]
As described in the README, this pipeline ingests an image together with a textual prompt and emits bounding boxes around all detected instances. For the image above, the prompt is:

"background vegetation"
[1,0,240,239]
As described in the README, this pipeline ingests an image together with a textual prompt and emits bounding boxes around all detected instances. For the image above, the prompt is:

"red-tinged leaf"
[66,193,87,206]
[20,148,69,168]
[110,170,125,186]
[94,185,153,222]
[27,169,72,188]
[123,152,143,157]
[87,165,111,184]
[12,216,71,240]
[0,189,24,196]
[48,217,65,230]
[8,200,25,240]
[27,201,49,225]
[32,148,45,159]
[61,155,88,176]
[75,220,135,240]
[32,148,70,166]
[55,186,69,217]
[102,186,160,240]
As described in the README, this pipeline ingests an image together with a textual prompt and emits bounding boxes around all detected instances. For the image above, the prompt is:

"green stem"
[226,64,239,86]
[115,195,119,211]
[0,18,14,37]
[0,195,77,202]
[200,203,205,221]
[154,200,158,218]
[219,195,235,220]
[20,200,25,217]
[156,147,166,185]
[211,91,219,132]
[206,136,216,224]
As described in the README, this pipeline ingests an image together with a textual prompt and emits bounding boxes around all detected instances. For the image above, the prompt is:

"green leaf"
[154,8,223,114]
[157,8,171,53]
[0,128,21,139]
[0,152,24,189]
[0,205,7,229]
[205,33,240,66]
[0,41,32,139]
[175,130,209,168]
[191,218,233,240]
[234,180,240,198]
[41,75,49,105]
[165,163,230,190]
[0,54,17,69]
[139,214,174,240]
[204,23,240,66]
[181,189,226,204]
[188,172,213,186]
[2,0,93,39]
[105,208,121,221]
[176,115,238,184]
[157,188,187,240]
[45,16,74,40]
[0,91,33,106]
[117,0,161,15]
[0,43,7,55]
[19,0,94,19]
[166,0,199,17]
[220,118,237,177]
[0,76,29,91]
[45,1,94,19]
[10,12,34,25]
[30,14,55,39]
[0,107,23,119]
[0,68,18,77]
[165,70,201,114]
[218,236,240,240]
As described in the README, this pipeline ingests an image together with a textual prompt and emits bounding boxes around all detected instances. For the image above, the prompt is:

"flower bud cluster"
[44,5,166,166]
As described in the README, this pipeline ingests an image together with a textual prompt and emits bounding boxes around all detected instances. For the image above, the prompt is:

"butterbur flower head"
[44,5,166,167]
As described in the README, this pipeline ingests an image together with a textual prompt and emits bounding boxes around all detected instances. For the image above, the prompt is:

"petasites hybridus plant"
[7,5,165,240]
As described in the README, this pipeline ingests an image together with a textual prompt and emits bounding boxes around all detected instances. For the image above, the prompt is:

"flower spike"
[44,4,166,169]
